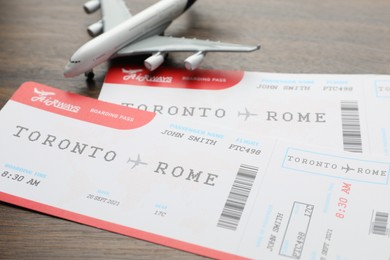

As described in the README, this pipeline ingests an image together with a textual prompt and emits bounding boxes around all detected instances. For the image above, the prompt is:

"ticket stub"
[0,82,389,259]
[100,65,390,156]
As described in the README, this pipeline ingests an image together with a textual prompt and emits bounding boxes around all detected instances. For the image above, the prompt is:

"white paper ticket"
[100,65,390,156]
[0,82,389,259]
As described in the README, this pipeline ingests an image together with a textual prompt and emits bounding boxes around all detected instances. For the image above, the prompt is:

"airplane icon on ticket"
[238,108,258,121]
[127,154,148,169]
[341,164,355,174]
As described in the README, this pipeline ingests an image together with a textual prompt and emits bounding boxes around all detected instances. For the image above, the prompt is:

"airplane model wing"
[101,0,132,32]
[117,35,260,55]
[116,35,260,70]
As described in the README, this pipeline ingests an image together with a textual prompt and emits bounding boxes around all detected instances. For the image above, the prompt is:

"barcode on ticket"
[370,211,390,236]
[217,164,259,231]
[340,101,363,153]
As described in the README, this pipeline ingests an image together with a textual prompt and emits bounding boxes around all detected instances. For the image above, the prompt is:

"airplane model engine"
[144,53,165,71]
[84,0,100,14]
[184,52,205,71]
[87,20,103,37]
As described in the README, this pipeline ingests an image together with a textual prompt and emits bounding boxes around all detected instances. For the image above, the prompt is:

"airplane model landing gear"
[85,70,95,80]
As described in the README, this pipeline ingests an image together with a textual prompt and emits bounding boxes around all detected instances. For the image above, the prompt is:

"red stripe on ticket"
[104,65,244,90]
[11,82,155,130]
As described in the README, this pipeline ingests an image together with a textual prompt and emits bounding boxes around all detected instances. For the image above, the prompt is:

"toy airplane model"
[64,0,260,79]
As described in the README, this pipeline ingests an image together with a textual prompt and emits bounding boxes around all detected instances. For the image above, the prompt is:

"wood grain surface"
[0,0,389,259]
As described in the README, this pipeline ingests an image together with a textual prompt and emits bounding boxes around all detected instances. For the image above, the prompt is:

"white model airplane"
[64,0,260,79]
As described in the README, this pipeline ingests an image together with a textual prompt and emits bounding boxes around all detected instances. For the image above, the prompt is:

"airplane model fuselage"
[64,0,259,78]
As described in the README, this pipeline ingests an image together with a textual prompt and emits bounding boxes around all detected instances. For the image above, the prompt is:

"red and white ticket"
[0,82,389,259]
[100,65,390,156]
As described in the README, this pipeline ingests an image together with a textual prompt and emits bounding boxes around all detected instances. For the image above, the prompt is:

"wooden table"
[1,0,389,259]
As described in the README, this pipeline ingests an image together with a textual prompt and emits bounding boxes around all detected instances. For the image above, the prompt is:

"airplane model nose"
[63,62,73,78]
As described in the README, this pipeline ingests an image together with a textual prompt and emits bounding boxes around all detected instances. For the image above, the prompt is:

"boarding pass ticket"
[100,65,390,156]
[0,82,389,259]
